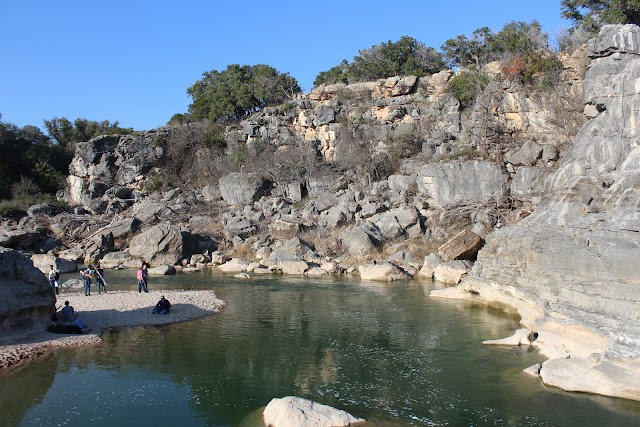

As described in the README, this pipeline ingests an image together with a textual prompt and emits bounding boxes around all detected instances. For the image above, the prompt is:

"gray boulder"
[219,173,270,206]
[340,223,383,257]
[402,160,508,207]
[358,261,410,281]
[128,224,184,266]
[0,247,55,338]
[99,250,139,269]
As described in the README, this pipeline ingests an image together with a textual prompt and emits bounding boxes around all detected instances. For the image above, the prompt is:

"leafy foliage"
[314,60,349,86]
[187,64,301,123]
[442,21,548,69]
[445,71,490,108]
[561,0,640,30]
[441,27,497,68]
[44,117,133,149]
[313,36,445,87]
[0,118,71,202]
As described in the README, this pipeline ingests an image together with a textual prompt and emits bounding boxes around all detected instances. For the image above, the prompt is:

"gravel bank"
[0,289,226,370]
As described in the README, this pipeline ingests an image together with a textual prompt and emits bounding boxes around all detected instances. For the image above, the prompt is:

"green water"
[2,270,640,426]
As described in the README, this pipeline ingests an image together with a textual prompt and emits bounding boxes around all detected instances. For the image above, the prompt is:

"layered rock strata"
[433,24,640,401]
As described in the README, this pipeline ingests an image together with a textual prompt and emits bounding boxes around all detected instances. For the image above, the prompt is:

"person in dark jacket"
[152,296,171,314]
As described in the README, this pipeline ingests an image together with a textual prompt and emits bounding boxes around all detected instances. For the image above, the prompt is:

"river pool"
[2,270,640,426]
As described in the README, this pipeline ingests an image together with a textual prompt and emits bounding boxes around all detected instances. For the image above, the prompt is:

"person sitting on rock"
[61,300,77,321]
[152,296,171,314]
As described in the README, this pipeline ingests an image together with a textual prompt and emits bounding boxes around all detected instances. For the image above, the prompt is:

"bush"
[502,52,564,86]
[446,71,490,108]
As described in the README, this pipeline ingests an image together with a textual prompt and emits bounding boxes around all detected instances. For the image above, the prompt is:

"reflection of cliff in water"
[1,360,56,427]
[58,278,523,425]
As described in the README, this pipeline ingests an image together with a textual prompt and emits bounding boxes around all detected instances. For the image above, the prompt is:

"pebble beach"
[0,289,226,369]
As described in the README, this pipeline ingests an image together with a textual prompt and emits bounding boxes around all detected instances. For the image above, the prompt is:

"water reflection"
[3,271,640,426]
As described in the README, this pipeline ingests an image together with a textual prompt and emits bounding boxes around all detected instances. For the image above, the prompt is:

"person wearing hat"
[152,295,171,314]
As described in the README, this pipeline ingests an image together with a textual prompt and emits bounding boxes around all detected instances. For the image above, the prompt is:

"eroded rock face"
[0,247,55,339]
[470,24,640,380]
[219,173,271,206]
[401,160,509,207]
[128,224,184,266]
[263,396,364,427]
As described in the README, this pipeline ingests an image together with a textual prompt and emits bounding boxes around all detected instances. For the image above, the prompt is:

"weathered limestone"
[128,223,184,266]
[263,396,364,427]
[358,261,410,281]
[401,160,509,207]
[0,247,55,340]
[432,25,640,401]
[437,229,483,261]
[219,173,270,206]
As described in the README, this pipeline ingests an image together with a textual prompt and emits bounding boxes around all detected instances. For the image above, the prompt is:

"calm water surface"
[2,270,640,426]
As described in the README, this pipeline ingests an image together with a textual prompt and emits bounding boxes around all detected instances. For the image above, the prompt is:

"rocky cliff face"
[436,24,640,400]
[226,53,586,166]
[0,248,54,340]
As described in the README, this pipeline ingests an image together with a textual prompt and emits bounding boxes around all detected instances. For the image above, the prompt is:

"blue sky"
[0,0,571,132]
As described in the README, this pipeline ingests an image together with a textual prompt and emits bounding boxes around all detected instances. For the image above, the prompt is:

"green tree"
[314,60,349,86]
[347,36,445,82]
[493,20,548,56]
[0,118,71,201]
[441,27,496,68]
[561,0,640,30]
[44,117,133,148]
[186,64,301,123]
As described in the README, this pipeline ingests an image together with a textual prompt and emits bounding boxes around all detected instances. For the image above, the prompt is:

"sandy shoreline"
[0,289,226,370]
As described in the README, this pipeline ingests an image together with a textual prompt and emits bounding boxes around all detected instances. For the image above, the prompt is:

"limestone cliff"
[435,24,640,400]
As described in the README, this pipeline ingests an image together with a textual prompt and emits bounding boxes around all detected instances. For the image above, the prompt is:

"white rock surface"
[483,328,533,346]
[263,396,364,427]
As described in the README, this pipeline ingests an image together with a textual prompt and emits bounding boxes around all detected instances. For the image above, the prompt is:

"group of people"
[79,264,107,296]
[48,261,173,336]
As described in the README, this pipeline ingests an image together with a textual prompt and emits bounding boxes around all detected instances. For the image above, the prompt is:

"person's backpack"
[54,271,60,281]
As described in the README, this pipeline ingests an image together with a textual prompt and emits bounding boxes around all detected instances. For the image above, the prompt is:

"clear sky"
[0,0,572,132]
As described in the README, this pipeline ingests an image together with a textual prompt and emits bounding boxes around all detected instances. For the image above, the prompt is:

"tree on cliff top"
[562,0,640,30]
[187,64,301,123]
[441,21,548,69]
[314,36,445,87]
[44,117,133,150]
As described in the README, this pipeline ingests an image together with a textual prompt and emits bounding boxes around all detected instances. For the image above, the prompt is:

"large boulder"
[0,247,55,339]
[438,229,483,261]
[358,261,410,281]
[263,396,364,427]
[99,250,139,269]
[262,250,309,275]
[219,173,271,206]
[128,224,184,266]
[340,223,383,257]
[31,254,77,274]
[401,160,508,207]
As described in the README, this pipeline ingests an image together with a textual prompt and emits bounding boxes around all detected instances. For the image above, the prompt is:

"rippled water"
[3,270,640,426]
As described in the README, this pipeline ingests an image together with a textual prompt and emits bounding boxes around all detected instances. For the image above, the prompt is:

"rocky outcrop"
[263,396,364,427]
[0,247,55,340]
[128,223,184,266]
[65,132,165,213]
[435,24,640,401]
[219,173,271,206]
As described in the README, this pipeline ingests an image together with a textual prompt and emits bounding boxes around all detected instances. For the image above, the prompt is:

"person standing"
[95,263,106,294]
[142,262,150,292]
[81,264,93,296]
[48,265,58,294]
[137,263,148,293]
